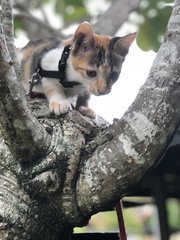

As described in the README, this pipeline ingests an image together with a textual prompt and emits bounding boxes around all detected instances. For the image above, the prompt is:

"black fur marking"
[107,52,114,70]
[76,91,90,109]
[107,70,120,87]
[98,47,106,65]
[72,33,86,55]
[109,37,129,57]
[109,37,121,50]
[72,33,95,55]
[89,46,107,67]
[118,47,129,57]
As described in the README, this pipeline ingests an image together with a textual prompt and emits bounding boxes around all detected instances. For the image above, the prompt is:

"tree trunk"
[0,0,180,239]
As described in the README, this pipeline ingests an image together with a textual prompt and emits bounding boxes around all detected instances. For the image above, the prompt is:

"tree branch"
[93,0,141,35]
[0,1,52,162]
[15,12,65,38]
[1,0,20,76]
[76,0,180,218]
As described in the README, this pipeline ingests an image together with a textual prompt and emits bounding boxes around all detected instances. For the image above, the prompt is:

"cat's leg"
[76,92,96,119]
[78,106,96,118]
[42,78,73,115]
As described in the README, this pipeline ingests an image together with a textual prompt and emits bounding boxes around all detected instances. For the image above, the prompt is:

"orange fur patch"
[97,78,107,92]
[50,101,60,109]
[63,38,73,46]
[94,34,111,49]
[71,55,91,77]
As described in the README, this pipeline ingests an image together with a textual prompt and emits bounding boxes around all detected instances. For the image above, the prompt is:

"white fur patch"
[41,48,64,71]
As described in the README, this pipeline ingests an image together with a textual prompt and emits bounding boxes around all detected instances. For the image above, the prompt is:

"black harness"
[26,45,81,97]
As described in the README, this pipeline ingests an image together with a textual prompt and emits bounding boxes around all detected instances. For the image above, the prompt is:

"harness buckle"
[26,68,41,97]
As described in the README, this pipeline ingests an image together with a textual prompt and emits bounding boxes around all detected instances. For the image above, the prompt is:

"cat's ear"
[113,32,136,57]
[72,22,95,55]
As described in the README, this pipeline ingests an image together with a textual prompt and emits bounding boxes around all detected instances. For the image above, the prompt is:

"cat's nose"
[97,90,104,95]
[97,89,108,95]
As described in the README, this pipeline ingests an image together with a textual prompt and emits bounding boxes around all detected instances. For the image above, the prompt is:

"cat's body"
[18,22,136,118]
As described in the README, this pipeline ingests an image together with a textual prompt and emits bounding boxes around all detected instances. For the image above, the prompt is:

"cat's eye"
[86,70,97,78]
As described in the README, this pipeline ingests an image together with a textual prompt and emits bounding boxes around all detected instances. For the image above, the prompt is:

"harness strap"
[27,44,81,97]
[38,44,81,88]
[38,67,81,88]
[116,200,127,240]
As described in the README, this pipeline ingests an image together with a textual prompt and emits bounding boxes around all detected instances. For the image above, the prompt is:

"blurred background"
[13,0,179,239]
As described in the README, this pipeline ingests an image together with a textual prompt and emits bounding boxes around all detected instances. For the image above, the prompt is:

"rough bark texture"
[0,0,180,239]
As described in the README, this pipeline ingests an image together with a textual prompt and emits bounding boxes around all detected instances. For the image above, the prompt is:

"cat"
[18,22,136,118]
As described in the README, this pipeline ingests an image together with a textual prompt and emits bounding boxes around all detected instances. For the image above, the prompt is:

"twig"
[15,12,66,38]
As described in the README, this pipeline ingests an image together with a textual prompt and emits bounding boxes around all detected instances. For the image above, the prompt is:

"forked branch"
[0,0,52,161]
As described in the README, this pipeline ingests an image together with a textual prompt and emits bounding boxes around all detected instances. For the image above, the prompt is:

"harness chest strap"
[27,44,81,97]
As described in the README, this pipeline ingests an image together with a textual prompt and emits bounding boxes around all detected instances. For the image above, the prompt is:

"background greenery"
[75,199,180,237]
[14,0,173,52]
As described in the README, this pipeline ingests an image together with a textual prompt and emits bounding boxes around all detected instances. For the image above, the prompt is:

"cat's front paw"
[78,106,96,119]
[49,97,72,115]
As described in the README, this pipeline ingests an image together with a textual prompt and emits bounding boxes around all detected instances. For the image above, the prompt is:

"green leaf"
[137,2,172,51]
[65,0,85,7]
[55,0,65,15]
[14,19,25,31]
[64,6,89,24]
[42,0,50,3]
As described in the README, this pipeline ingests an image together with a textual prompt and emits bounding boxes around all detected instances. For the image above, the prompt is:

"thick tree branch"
[1,0,20,76]
[0,1,53,161]
[76,0,180,219]
[93,0,141,35]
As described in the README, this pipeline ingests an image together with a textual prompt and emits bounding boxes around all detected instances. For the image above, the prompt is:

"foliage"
[167,199,180,232]
[136,0,174,51]
[74,211,119,233]
[74,209,143,234]
[14,0,174,52]
[55,0,89,24]
[75,201,180,235]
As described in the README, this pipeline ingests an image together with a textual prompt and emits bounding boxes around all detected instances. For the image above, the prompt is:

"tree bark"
[0,0,180,239]
[93,0,141,35]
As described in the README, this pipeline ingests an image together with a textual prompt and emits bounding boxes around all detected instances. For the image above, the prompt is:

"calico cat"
[18,22,136,118]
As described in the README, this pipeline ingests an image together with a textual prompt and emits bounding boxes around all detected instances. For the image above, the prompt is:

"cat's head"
[70,22,136,96]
